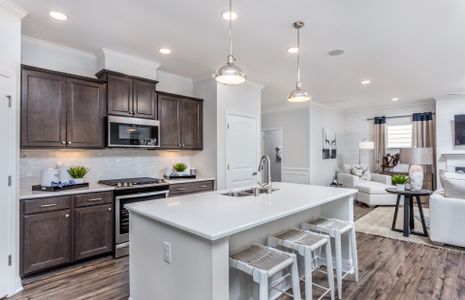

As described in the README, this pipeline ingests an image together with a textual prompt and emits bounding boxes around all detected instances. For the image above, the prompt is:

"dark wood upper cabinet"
[21,66,106,149]
[157,91,203,150]
[21,209,72,276]
[96,70,158,119]
[21,68,67,147]
[74,204,113,261]
[66,78,106,148]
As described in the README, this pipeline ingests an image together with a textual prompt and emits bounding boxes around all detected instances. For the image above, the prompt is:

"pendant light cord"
[228,0,233,57]
[296,26,301,84]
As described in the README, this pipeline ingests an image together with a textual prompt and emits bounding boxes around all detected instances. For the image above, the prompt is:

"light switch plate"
[163,241,171,263]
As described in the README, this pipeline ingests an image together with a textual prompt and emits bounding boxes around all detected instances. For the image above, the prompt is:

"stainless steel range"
[98,177,169,257]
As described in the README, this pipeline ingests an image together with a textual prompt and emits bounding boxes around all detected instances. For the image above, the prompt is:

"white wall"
[0,0,26,296]
[157,70,193,96]
[262,107,310,184]
[309,103,344,185]
[435,97,465,183]
[342,101,435,170]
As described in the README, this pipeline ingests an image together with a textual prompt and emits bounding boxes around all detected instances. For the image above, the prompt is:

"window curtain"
[373,116,386,172]
[412,112,435,187]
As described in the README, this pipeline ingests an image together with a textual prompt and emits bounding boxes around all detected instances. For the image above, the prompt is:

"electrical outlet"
[163,241,171,263]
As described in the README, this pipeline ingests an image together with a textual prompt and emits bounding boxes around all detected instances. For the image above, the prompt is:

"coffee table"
[385,188,431,237]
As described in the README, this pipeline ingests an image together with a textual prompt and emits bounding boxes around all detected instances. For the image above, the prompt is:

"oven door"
[108,115,160,148]
[115,190,169,245]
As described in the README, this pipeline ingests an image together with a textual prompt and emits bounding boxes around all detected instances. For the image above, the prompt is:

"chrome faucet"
[257,155,272,194]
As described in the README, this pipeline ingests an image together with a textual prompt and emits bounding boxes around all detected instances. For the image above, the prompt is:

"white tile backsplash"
[20,149,194,189]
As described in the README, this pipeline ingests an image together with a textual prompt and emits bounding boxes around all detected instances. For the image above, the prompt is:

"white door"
[0,73,13,297]
[226,113,258,189]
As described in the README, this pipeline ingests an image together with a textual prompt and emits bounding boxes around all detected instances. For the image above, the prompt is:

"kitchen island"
[125,182,357,300]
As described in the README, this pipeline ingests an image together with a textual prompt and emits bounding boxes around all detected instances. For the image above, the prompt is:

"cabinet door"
[158,94,181,148]
[181,99,203,149]
[74,204,113,261]
[107,74,133,116]
[66,78,106,148]
[21,68,67,147]
[133,79,157,119]
[21,209,71,276]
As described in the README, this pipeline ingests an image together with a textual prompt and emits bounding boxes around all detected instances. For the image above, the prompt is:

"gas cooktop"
[98,177,167,188]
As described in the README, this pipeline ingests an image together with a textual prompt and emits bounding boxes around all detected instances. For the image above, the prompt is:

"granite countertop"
[19,177,216,200]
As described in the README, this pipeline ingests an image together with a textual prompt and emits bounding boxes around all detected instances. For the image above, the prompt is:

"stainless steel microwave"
[107,116,160,148]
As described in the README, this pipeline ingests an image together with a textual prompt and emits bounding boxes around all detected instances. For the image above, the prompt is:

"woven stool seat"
[306,217,352,234]
[231,244,291,271]
[275,228,328,250]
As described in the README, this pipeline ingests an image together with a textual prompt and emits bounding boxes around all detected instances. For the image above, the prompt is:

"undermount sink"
[220,188,280,197]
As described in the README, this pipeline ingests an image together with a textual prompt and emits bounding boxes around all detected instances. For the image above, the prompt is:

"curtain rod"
[366,112,435,121]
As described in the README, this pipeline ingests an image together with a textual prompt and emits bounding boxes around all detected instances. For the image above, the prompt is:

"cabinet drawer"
[74,192,113,207]
[23,196,72,215]
[169,180,214,196]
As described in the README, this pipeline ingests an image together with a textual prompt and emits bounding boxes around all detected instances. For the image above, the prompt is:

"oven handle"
[115,190,169,200]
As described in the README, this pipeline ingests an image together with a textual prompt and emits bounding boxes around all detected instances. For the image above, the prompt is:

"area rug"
[355,206,465,254]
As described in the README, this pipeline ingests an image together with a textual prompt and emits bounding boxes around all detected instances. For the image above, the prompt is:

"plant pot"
[73,178,85,184]
[396,184,406,191]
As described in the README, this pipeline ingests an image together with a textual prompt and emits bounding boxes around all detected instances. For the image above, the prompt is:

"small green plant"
[392,174,409,185]
[173,162,188,173]
[67,166,89,179]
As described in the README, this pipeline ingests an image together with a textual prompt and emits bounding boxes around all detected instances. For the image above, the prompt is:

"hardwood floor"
[7,203,465,300]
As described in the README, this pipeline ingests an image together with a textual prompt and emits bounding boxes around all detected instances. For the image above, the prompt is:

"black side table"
[385,188,431,237]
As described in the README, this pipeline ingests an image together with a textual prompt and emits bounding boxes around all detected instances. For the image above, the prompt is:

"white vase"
[409,165,424,191]
[73,178,84,184]
[396,184,405,191]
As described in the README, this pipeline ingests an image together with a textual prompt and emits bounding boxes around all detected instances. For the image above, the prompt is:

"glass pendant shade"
[288,82,311,102]
[214,55,247,85]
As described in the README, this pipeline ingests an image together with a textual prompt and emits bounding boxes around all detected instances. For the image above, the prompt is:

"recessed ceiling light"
[328,49,344,56]
[48,11,68,21]
[391,97,399,101]
[221,11,238,20]
[287,47,299,54]
[158,48,171,54]
[361,80,371,85]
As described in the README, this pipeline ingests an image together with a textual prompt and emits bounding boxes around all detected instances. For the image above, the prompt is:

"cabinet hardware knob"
[200,185,208,188]
[176,188,187,191]
[40,203,57,208]
[87,197,103,202]
[178,144,182,147]
[108,207,112,212]
[68,141,72,145]
[65,214,70,218]
[62,141,66,144]
[182,144,185,147]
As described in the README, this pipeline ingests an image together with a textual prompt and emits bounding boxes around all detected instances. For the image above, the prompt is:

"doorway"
[262,128,283,182]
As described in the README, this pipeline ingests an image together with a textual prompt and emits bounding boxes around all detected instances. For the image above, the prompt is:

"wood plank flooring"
[7,203,465,300]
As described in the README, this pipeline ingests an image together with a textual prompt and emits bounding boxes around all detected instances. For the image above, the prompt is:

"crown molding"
[97,48,161,69]
[22,36,96,59]
[0,0,27,18]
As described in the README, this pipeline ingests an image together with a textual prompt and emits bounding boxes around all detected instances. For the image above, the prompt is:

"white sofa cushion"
[442,172,465,199]
[351,165,371,181]
[356,181,394,194]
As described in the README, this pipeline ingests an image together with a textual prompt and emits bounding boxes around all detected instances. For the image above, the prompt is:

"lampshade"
[399,147,433,165]
[288,85,311,102]
[359,141,374,150]
[214,55,247,85]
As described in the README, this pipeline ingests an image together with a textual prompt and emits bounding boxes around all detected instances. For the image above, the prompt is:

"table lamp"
[399,147,433,191]
[359,140,374,165]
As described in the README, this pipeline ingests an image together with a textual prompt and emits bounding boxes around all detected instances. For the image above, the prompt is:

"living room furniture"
[430,189,465,247]
[399,147,433,191]
[386,188,430,237]
[359,140,374,164]
[337,172,397,206]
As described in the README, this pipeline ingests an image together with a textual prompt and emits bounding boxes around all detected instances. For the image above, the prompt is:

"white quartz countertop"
[125,182,357,241]
[19,177,216,200]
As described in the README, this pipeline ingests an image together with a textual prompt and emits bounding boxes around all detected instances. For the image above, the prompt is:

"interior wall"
[262,108,310,184]
[342,101,435,171]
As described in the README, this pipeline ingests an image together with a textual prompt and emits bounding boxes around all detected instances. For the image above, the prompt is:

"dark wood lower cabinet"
[21,192,114,277]
[74,204,113,261]
[21,209,72,276]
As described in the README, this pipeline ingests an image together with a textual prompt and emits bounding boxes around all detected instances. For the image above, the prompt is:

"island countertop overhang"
[125,182,357,241]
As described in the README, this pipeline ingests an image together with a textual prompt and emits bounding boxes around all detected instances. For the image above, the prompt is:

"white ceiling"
[14,0,465,109]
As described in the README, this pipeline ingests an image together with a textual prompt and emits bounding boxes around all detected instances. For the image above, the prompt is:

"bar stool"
[302,218,358,300]
[268,228,335,300]
[230,244,301,300]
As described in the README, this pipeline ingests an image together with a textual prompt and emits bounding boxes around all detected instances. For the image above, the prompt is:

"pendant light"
[288,21,311,102]
[213,0,247,85]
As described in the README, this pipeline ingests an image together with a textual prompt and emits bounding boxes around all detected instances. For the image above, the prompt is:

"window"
[386,124,412,148]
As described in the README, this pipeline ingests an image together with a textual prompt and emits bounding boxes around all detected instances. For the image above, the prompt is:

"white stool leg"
[350,227,359,282]
[304,248,313,300]
[325,241,335,300]
[335,233,343,300]
[290,253,302,300]
[258,271,268,300]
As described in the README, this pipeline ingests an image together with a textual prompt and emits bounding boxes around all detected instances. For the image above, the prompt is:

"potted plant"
[67,166,89,184]
[172,162,188,176]
[392,174,409,191]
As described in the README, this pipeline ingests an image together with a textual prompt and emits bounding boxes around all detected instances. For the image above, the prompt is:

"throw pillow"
[442,172,465,199]
[351,165,371,181]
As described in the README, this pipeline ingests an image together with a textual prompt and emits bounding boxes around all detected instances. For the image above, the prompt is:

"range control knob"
[117,183,122,188]
[123,182,128,187]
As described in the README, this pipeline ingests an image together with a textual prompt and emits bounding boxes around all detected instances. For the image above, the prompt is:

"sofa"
[337,172,397,206]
